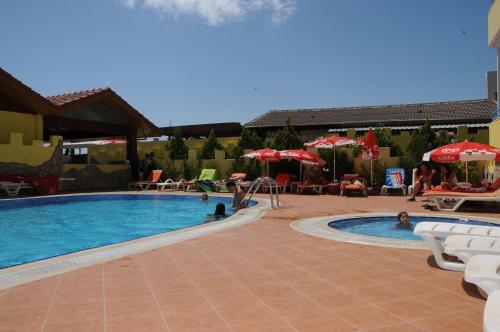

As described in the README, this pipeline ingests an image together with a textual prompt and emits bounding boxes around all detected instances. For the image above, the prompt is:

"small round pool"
[329,216,500,241]
[0,194,255,269]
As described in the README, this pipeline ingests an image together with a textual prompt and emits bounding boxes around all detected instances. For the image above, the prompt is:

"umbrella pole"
[333,145,336,181]
[267,161,269,177]
[370,158,373,187]
[465,161,468,183]
[300,162,302,181]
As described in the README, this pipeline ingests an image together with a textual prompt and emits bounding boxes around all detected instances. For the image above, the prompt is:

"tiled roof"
[245,99,496,128]
[46,88,108,106]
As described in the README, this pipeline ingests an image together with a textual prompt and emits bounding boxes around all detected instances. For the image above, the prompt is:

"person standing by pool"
[226,180,247,209]
[407,162,436,201]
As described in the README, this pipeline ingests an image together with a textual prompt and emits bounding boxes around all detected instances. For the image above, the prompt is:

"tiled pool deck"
[0,194,498,332]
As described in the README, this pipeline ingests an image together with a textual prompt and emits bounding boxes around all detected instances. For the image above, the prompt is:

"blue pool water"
[329,216,500,241]
[0,194,245,269]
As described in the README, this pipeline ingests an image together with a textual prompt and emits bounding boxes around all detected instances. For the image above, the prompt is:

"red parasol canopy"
[279,150,325,165]
[361,129,380,161]
[423,141,500,162]
[241,149,281,162]
[304,136,357,149]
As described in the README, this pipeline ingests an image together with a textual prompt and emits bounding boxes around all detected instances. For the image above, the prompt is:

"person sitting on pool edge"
[226,180,247,209]
[395,211,413,230]
[206,203,227,222]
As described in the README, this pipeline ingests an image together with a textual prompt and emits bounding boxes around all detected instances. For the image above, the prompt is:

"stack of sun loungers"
[414,222,500,330]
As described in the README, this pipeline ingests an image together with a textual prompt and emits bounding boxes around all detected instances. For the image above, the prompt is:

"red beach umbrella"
[241,149,281,176]
[305,136,358,180]
[423,141,500,162]
[241,149,281,162]
[361,129,380,186]
[304,136,357,149]
[279,150,325,181]
[422,141,500,182]
[279,150,325,165]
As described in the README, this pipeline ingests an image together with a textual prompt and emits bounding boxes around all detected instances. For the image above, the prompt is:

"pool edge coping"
[290,212,500,250]
[0,192,271,289]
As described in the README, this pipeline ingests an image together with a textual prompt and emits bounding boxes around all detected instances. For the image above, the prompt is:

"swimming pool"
[0,194,244,269]
[329,216,500,241]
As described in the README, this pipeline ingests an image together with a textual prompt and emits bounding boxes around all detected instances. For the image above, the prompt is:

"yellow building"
[0,67,160,192]
[489,0,500,149]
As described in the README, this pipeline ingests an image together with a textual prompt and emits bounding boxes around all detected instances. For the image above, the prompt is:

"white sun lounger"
[464,255,500,298]
[155,179,185,191]
[423,189,500,212]
[414,222,500,271]
[484,290,500,332]
[0,181,35,196]
[444,235,500,269]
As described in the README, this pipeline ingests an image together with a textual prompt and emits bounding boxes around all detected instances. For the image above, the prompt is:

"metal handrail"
[244,177,280,209]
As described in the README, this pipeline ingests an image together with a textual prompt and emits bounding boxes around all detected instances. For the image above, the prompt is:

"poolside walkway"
[1,194,496,332]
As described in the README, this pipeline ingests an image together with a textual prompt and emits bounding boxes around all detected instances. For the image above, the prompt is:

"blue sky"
[0,0,495,127]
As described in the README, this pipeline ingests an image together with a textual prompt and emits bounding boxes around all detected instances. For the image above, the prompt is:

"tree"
[232,128,264,159]
[374,124,402,157]
[199,130,223,159]
[167,127,188,160]
[231,128,264,179]
[407,119,436,164]
[272,120,302,150]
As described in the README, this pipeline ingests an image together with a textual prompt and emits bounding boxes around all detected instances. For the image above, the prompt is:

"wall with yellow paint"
[489,0,500,46]
[0,110,43,145]
[0,133,61,166]
[489,118,500,148]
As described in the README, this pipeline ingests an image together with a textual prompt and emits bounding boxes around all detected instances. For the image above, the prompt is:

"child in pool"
[395,211,413,230]
[206,203,227,222]
[201,193,208,201]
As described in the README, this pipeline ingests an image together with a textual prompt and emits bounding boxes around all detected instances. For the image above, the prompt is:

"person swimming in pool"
[201,192,208,201]
[395,211,413,230]
[206,203,227,222]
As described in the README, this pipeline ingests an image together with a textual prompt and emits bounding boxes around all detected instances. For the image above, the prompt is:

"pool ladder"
[244,177,280,209]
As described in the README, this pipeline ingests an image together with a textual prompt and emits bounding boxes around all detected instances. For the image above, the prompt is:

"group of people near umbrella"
[241,128,500,197]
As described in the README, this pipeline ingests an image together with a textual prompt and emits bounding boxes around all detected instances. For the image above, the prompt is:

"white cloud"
[120,0,296,26]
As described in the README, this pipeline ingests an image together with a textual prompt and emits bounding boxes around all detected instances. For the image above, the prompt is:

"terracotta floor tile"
[364,322,426,332]
[287,278,338,296]
[451,306,485,326]
[231,318,293,332]
[0,304,49,331]
[215,300,276,325]
[156,290,213,314]
[309,289,371,312]
[334,305,403,329]
[53,285,103,304]
[416,291,478,312]
[44,319,105,332]
[378,297,439,320]
[46,300,104,323]
[349,285,406,304]
[413,314,482,332]
[105,295,159,318]
[108,313,167,331]
[164,308,228,331]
